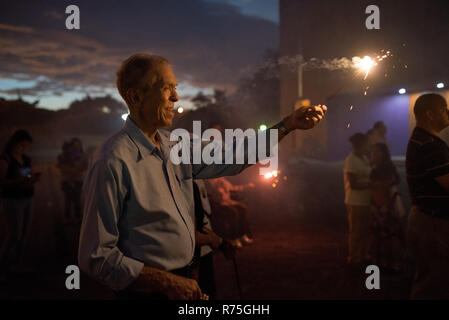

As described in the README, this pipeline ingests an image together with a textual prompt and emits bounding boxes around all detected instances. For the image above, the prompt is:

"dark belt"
[419,206,449,221]
[170,257,199,279]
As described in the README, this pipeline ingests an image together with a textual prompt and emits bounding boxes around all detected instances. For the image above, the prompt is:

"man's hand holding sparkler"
[279,104,327,136]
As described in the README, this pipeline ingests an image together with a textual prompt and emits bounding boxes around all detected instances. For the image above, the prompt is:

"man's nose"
[171,90,179,102]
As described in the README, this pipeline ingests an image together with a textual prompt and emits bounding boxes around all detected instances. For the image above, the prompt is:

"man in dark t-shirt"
[406,93,449,299]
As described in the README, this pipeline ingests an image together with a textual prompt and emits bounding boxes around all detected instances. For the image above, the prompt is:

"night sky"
[0,0,279,110]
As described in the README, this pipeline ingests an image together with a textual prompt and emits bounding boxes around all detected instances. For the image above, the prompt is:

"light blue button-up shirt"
[78,118,257,291]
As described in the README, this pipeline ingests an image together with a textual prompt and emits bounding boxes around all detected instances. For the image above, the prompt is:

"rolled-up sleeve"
[78,157,144,292]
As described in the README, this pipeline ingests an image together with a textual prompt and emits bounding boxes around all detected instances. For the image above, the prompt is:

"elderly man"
[78,53,326,300]
[406,93,449,299]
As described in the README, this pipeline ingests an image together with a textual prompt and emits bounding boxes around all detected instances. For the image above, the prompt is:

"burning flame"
[353,56,378,80]
[264,170,280,180]
[352,50,392,80]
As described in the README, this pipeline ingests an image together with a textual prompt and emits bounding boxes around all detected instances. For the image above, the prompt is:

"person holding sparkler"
[78,53,327,300]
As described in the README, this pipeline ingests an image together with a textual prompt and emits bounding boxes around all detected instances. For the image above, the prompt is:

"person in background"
[207,177,255,248]
[368,121,388,147]
[343,133,373,264]
[192,179,238,299]
[0,130,40,278]
[406,93,449,299]
[369,143,406,271]
[57,138,88,224]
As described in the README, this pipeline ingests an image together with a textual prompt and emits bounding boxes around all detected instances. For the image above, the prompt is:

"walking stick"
[232,255,243,299]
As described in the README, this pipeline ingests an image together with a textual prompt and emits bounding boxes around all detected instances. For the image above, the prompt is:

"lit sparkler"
[353,56,378,80]
[325,50,394,130]
[352,51,392,80]
[327,50,392,102]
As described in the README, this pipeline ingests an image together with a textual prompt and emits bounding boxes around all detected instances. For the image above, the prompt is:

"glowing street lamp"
[177,107,184,114]
[398,88,407,95]
[437,83,445,89]
[259,124,268,132]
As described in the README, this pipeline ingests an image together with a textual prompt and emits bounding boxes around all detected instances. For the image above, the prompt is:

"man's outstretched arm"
[192,104,327,179]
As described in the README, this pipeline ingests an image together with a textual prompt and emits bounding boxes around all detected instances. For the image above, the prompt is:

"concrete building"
[279,0,449,160]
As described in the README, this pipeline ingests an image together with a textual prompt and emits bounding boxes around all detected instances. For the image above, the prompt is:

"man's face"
[431,104,449,132]
[140,63,179,129]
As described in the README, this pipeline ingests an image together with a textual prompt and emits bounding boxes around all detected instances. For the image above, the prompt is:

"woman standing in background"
[0,130,40,278]
[370,143,406,271]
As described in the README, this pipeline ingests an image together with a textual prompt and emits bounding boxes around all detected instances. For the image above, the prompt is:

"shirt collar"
[413,127,444,144]
[122,117,177,160]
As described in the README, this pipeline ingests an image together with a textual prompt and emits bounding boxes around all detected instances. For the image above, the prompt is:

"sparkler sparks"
[330,50,393,130]
[352,50,392,80]
[353,56,378,80]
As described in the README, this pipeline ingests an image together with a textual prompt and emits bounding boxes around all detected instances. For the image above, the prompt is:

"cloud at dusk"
[0,0,278,109]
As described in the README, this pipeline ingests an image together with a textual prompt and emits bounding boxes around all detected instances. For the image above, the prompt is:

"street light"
[398,88,407,95]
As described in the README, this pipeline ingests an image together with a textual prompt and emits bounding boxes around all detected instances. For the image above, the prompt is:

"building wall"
[326,92,409,160]
[279,0,449,159]
[321,89,449,161]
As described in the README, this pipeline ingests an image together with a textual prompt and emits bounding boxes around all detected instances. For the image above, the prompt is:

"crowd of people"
[344,122,406,271]
[344,93,449,299]
[0,132,89,279]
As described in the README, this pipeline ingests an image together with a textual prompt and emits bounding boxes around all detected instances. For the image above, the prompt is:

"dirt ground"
[213,209,413,300]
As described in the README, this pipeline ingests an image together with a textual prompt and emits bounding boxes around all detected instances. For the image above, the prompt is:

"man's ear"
[126,88,141,108]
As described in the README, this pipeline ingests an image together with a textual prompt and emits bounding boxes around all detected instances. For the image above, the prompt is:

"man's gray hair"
[116,53,169,105]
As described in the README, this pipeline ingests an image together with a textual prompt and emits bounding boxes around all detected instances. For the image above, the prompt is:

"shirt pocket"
[175,171,192,188]
[173,171,194,212]
[174,163,193,181]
